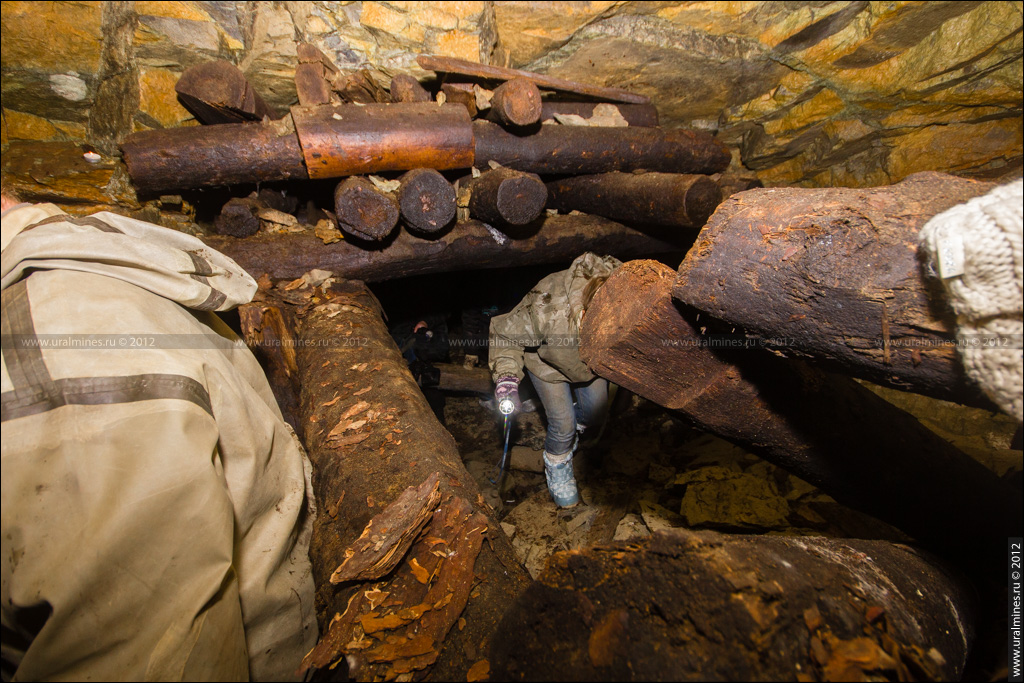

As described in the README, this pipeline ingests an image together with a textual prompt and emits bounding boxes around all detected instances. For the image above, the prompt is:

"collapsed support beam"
[473,120,731,176]
[492,529,974,681]
[580,260,1022,563]
[546,172,722,229]
[673,172,996,407]
[201,214,681,282]
[293,281,529,681]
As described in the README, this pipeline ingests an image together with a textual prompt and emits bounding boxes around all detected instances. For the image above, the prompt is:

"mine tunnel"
[1,1,1022,682]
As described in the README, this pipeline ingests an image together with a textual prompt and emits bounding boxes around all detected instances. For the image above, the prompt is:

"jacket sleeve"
[488,294,539,382]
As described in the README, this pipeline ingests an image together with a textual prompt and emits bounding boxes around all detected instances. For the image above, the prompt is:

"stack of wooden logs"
[120,53,747,280]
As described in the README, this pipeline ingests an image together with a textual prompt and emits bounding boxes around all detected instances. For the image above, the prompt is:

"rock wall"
[2,1,1022,194]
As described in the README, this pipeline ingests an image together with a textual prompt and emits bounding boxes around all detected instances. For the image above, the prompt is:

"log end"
[398,168,457,233]
[682,175,723,227]
[495,173,547,225]
[335,177,400,241]
[493,78,542,127]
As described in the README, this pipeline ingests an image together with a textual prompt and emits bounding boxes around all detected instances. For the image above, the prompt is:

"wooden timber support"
[397,168,457,234]
[473,120,731,176]
[290,280,529,681]
[673,172,996,407]
[546,172,722,229]
[390,74,432,103]
[580,260,1023,565]
[201,214,681,282]
[489,78,542,127]
[417,54,650,104]
[334,177,400,242]
[174,59,278,124]
[492,529,974,681]
[466,167,548,228]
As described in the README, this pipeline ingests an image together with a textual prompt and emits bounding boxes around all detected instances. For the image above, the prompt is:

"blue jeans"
[527,370,609,456]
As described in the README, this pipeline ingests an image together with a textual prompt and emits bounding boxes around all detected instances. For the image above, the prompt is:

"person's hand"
[494,375,520,415]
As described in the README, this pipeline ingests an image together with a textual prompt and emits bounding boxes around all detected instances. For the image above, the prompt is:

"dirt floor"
[438,377,1021,680]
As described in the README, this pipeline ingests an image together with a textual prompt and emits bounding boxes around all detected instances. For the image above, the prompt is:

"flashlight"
[498,397,515,415]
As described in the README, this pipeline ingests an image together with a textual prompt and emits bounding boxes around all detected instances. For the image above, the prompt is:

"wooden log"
[713,172,762,198]
[120,118,307,193]
[334,177,400,242]
[580,260,1022,563]
[214,196,262,237]
[293,280,529,681]
[397,168,456,234]
[417,54,650,104]
[672,172,996,407]
[546,172,722,229]
[294,62,333,106]
[440,82,478,117]
[293,103,474,179]
[434,363,493,394]
[467,167,548,227]
[174,59,277,124]
[390,74,431,103]
[489,78,542,127]
[331,68,389,104]
[473,120,731,176]
[200,214,681,282]
[492,529,974,681]
[539,101,659,127]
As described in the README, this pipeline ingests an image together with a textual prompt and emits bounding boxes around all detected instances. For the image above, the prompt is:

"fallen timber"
[290,280,529,681]
[334,177,400,242]
[473,120,731,176]
[673,172,996,408]
[417,54,650,104]
[202,214,680,282]
[466,167,548,228]
[580,260,1023,564]
[492,529,974,681]
[120,106,731,193]
[397,168,457,234]
[489,78,542,127]
[390,74,432,103]
[174,59,278,124]
[546,172,722,229]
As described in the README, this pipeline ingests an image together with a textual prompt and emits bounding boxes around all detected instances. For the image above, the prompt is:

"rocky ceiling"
[1,1,1022,195]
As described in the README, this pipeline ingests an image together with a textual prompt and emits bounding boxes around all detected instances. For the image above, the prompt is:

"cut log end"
[334,177,400,241]
[682,175,723,226]
[468,167,547,228]
[398,168,456,233]
[490,78,542,127]
[214,197,261,238]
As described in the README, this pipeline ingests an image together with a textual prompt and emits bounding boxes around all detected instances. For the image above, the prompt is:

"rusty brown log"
[174,59,277,124]
[417,54,650,104]
[489,78,542,127]
[201,214,680,282]
[294,63,333,106]
[440,82,478,117]
[293,280,529,681]
[539,101,659,127]
[492,529,974,681]
[713,172,763,198]
[397,168,456,234]
[120,118,307,193]
[214,196,263,237]
[547,172,722,229]
[580,260,1022,563]
[334,177,400,242]
[390,74,431,103]
[467,167,548,228]
[473,120,730,176]
[293,102,474,179]
[673,172,996,407]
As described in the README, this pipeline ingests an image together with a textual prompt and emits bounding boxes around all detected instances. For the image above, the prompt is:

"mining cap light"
[498,397,516,415]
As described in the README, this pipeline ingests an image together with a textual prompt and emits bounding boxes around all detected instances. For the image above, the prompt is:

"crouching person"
[1,190,317,681]
[488,253,621,507]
